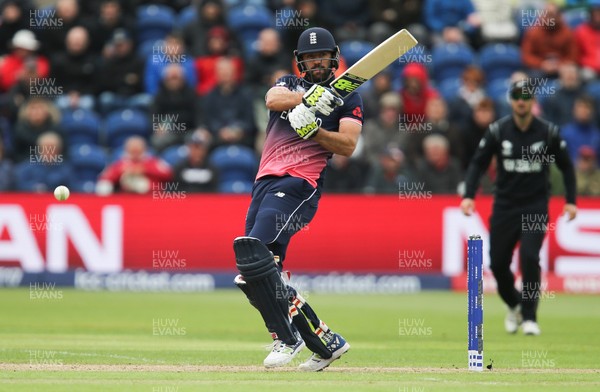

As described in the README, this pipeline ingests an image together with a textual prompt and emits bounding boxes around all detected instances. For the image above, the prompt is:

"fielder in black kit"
[461,79,577,336]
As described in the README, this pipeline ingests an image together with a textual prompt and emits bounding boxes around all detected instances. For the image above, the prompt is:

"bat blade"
[330,29,418,98]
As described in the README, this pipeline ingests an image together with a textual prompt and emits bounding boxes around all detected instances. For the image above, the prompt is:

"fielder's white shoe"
[522,320,541,336]
[298,333,350,372]
[263,338,305,368]
[504,305,522,334]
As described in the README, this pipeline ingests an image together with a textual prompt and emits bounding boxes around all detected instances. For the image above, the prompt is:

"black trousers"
[489,199,548,321]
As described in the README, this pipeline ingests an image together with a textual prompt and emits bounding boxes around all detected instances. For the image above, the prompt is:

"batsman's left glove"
[288,103,321,139]
[302,84,343,116]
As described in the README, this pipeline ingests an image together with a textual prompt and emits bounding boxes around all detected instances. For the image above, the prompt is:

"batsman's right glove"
[288,103,321,139]
[302,84,344,116]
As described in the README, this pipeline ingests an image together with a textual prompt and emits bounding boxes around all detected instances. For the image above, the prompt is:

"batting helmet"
[294,27,339,84]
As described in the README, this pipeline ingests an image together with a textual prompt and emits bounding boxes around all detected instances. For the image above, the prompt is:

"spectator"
[51,26,98,110]
[423,0,481,47]
[96,136,172,195]
[319,0,371,41]
[324,154,370,193]
[472,0,518,42]
[245,29,290,90]
[202,57,256,147]
[462,98,496,170]
[540,63,583,126]
[0,1,33,55]
[414,134,462,194]
[400,62,439,125]
[0,30,50,93]
[361,71,393,119]
[150,63,197,150]
[448,65,486,129]
[182,0,230,57]
[364,146,411,194]
[521,2,578,78]
[0,138,15,190]
[87,0,134,54]
[39,0,85,56]
[278,0,326,53]
[13,98,62,162]
[362,92,405,166]
[78,0,136,21]
[575,1,600,80]
[98,29,149,114]
[14,132,72,192]
[144,33,197,95]
[575,146,600,196]
[173,129,219,193]
[561,95,600,161]
[194,26,244,96]
[423,97,463,163]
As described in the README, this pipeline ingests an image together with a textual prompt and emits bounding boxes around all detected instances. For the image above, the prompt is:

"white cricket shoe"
[504,305,522,334]
[522,320,541,336]
[263,338,305,368]
[299,333,350,372]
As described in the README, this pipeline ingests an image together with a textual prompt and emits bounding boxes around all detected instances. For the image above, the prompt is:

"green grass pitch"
[0,289,598,391]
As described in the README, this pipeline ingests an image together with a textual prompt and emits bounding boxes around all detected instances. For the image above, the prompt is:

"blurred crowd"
[0,0,599,196]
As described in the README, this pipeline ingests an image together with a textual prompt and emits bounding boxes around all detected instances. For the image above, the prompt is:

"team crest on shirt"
[501,140,513,156]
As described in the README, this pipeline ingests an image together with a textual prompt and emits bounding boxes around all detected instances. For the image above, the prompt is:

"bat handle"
[333,95,344,107]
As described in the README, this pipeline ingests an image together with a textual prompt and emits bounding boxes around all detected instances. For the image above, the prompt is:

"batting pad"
[234,237,298,344]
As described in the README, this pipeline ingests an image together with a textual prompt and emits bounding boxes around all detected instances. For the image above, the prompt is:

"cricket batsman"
[232,27,362,370]
[461,79,577,335]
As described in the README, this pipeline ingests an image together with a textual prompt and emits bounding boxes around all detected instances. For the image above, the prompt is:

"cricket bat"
[329,29,418,98]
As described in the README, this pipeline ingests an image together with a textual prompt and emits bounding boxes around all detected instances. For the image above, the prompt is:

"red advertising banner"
[0,194,599,275]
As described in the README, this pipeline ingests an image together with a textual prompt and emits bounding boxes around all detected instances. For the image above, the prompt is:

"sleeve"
[98,162,122,184]
[549,125,576,204]
[521,29,543,69]
[463,124,498,199]
[339,93,364,127]
[563,30,579,64]
[271,74,298,91]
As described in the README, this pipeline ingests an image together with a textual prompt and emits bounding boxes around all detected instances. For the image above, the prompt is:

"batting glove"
[288,103,322,139]
[302,84,343,116]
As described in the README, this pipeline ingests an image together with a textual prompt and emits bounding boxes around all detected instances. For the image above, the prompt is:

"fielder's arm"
[313,119,361,157]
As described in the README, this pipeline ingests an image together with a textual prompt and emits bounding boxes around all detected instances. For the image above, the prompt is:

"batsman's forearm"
[265,87,303,111]
[313,129,356,157]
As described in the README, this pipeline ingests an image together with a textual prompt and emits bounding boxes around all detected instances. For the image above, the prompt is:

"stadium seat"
[219,180,253,193]
[69,144,107,193]
[161,144,188,167]
[227,5,273,58]
[60,109,101,147]
[479,43,522,82]
[437,78,462,101]
[209,145,257,193]
[177,5,197,28]
[137,39,163,60]
[486,78,510,102]
[562,8,589,29]
[104,109,151,149]
[136,5,176,45]
[339,40,375,67]
[431,43,475,84]
[585,80,600,102]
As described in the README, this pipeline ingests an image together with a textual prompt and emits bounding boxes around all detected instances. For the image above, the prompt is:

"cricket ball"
[54,185,70,201]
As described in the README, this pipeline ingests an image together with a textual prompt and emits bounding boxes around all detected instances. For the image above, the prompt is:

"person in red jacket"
[400,62,439,125]
[575,1,600,80]
[0,30,49,93]
[96,136,172,195]
[521,3,578,78]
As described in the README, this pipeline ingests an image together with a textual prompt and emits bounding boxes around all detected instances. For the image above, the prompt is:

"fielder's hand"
[302,84,343,116]
[288,103,321,139]
[460,198,475,216]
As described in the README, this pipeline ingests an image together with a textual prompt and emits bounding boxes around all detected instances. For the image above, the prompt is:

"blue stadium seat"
[69,144,107,193]
[479,43,522,82]
[136,5,176,45]
[227,5,273,58]
[161,144,188,167]
[437,78,462,101]
[562,8,589,29]
[431,43,475,84]
[60,109,101,147]
[209,145,257,193]
[104,109,151,149]
[339,40,375,67]
[177,5,197,27]
[486,78,510,102]
[585,80,600,102]
[219,180,253,193]
[137,39,163,60]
